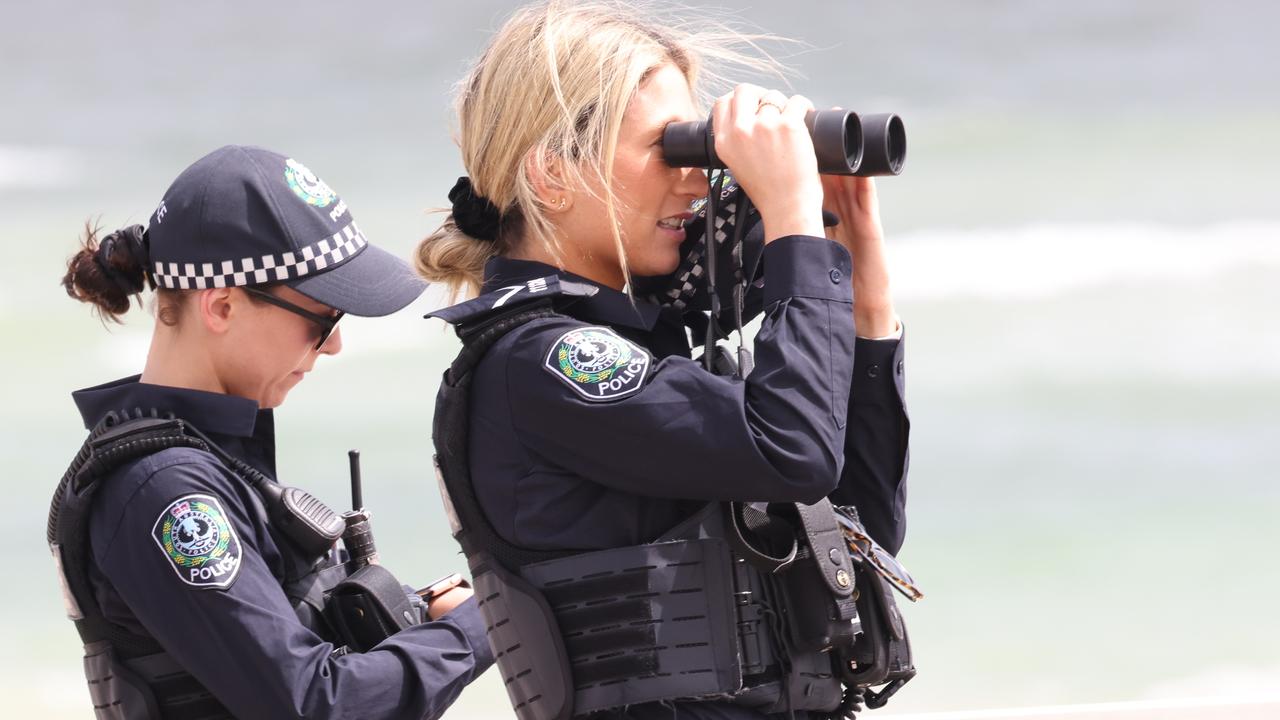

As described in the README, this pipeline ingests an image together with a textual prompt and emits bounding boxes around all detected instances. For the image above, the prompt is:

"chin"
[632,253,681,278]
[260,386,294,410]
[259,396,285,410]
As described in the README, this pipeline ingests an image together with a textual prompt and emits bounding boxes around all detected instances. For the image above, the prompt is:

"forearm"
[829,333,910,555]
[302,598,494,720]
[847,225,896,337]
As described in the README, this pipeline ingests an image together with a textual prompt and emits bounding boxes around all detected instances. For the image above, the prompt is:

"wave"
[1139,663,1280,701]
[888,221,1280,302]
[77,221,1279,366]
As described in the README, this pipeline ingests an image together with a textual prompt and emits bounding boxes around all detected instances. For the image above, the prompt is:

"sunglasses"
[834,510,925,602]
[243,286,344,350]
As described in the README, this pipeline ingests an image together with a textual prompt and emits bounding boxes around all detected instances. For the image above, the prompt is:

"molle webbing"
[520,538,744,711]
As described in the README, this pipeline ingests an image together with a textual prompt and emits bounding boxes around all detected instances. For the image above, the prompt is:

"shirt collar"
[482,256,662,331]
[72,375,265,437]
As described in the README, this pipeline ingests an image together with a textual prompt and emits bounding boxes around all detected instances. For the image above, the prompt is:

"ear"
[524,150,574,213]
[196,287,236,337]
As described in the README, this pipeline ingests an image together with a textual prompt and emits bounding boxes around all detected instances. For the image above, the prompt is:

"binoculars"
[663,110,906,176]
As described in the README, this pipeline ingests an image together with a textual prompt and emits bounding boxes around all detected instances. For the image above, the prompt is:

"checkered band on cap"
[151,222,369,290]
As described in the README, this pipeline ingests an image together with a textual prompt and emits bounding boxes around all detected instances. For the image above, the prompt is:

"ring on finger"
[757,99,785,114]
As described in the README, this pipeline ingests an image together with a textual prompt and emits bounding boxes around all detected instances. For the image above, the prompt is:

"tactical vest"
[48,411,424,720]
[430,291,920,720]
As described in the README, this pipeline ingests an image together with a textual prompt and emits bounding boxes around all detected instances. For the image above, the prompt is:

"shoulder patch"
[543,326,652,402]
[151,493,242,589]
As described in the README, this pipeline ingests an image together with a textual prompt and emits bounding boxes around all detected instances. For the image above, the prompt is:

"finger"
[820,173,843,197]
[820,173,854,212]
[728,83,768,115]
[858,176,879,205]
[711,89,742,165]
[728,83,768,131]
[758,89,789,115]
[711,90,734,135]
[781,93,816,129]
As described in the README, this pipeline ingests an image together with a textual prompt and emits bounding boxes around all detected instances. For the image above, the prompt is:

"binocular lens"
[660,120,711,170]
[859,113,907,177]
[807,110,864,176]
[661,110,906,177]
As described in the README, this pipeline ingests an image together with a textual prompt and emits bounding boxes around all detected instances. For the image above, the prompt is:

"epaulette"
[424,274,598,326]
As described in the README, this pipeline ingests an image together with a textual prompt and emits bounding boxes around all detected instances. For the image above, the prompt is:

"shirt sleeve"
[91,457,494,720]
[828,328,910,555]
[500,235,856,505]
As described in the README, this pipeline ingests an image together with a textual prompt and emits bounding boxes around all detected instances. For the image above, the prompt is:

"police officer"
[55,145,493,719]
[416,3,909,719]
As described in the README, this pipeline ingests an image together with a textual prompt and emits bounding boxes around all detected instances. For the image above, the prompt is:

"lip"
[657,212,692,241]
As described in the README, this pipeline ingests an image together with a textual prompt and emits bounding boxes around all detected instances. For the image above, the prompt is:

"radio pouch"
[326,564,422,652]
[835,508,919,708]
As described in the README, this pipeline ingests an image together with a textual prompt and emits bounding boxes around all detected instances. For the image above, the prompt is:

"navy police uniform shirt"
[71,377,494,720]
[439,235,910,718]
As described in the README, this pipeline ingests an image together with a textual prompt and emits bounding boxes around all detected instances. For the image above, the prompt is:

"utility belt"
[48,411,437,719]
[431,301,923,719]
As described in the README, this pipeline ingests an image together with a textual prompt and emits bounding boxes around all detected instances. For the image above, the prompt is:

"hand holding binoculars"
[662,109,906,176]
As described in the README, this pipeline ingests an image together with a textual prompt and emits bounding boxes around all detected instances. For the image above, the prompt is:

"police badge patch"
[283,158,337,208]
[544,326,652,402]
[152,494,242,589]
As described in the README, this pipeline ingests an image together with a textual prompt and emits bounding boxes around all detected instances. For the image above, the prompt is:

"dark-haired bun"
[62,223,152,322]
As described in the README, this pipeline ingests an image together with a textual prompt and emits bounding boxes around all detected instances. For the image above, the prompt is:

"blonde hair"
[415,0,783,298]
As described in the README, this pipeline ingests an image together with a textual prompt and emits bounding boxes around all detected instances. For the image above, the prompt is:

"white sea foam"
[888,221,1280,302]
[83,221,1280,368]
[0,145,80,190]
[1138,663,1280,701]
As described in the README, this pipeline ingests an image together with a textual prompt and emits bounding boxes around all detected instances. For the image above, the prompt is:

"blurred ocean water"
[3,1,1279,717]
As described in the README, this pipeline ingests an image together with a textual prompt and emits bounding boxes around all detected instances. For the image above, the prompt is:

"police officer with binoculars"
[420,3,918,719]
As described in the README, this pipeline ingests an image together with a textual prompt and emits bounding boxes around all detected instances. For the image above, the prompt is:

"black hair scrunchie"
[94,224,151,295]
[448,176,502,241]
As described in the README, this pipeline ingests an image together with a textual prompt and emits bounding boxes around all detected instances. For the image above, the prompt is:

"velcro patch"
[543,326,652,402]
[152,494,242,589]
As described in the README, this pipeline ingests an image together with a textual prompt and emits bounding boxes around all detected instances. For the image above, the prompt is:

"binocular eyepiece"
[662,110,906,177]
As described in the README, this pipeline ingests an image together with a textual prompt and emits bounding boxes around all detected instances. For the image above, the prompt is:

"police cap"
[146,145,424,317]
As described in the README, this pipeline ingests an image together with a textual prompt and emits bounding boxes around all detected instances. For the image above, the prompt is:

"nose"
[675,165,707,201]
[319,326,343,356]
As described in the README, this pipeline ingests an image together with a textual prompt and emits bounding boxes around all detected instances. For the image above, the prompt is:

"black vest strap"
[436,300,576,571]
[75,616,164,659]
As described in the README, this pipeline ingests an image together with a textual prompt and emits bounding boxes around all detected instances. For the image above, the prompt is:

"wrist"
[426,586,473,620]
[758,185,825,243]
[762,209,826,243]
[854,304,897,338]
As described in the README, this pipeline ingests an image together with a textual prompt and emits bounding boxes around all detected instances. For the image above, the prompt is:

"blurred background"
[3,1,1278,717]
